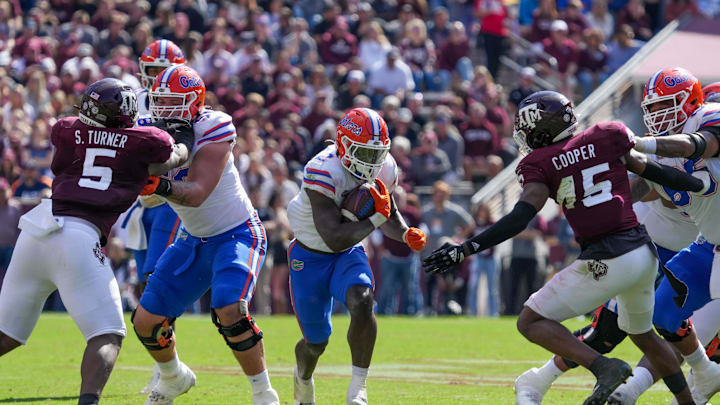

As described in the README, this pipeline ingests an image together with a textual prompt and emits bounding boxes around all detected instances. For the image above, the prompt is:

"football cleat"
[514,368,551,405]
[347,379,368,405]
[144,361,196,405]
[294,368,316,405]
[253,388,280,405]
[140,363,161,395]
[670,363,720,405]
[583,358,633,405]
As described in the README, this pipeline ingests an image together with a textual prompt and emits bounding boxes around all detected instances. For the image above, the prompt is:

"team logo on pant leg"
[588,259,608,281]
[93,242,106,265]
[291,259,304,271]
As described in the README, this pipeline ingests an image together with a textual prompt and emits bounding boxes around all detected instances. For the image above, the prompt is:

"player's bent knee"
[305,341,328,357]
[131,308,176,351]
[656,319,693,343]
[211,300,263,352]
[516,307,542,338]
[345,286,374,316]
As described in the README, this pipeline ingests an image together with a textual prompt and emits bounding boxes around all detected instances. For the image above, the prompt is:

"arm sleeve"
[640,159,704,192]
[698,125,720,157]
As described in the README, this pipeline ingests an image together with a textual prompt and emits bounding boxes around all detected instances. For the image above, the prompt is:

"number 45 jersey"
[516,121,639,243]
[50,116,174,240]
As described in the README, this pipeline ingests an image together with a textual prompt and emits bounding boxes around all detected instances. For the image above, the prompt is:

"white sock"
[684,344,713,372]
[351,366,369,386]
[157,354,180,377]
[248,369,272,394]
[536,359,563,384]
[626,366,654,393]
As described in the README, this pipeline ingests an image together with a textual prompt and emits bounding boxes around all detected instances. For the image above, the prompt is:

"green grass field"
[0,313,677,404]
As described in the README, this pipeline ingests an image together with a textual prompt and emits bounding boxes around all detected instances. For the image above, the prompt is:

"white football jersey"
[287,144,399,253]
[634,199,698,252]
[163,108,255,237]
[648,102,720,244]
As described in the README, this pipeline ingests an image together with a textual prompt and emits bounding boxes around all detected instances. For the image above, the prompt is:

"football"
[341,183,376,222]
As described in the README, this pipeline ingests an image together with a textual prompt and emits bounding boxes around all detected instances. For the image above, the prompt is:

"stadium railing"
[470,17,684,219]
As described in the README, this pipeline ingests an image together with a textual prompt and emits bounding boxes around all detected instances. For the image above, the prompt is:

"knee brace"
[210,300,263,352]
[656,319,693,342]
[563,306,628,369]
[131,308,176,351]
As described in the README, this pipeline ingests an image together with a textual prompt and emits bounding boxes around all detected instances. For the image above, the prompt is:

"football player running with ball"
[132,65,279,405]
[423,91,712,405]
[0,78,193,405]
[286,108,426,405]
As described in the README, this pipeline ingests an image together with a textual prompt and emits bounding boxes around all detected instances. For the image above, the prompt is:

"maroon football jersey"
[516,121,638,242]
[50,117,173,240]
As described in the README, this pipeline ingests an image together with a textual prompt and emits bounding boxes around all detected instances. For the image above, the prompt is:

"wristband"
[634,136,657,154]
[155,178,173,197]
[369,212,388,228]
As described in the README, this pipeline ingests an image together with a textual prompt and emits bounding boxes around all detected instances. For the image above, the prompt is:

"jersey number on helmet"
[556,163,613,209]
[78,148,116,191]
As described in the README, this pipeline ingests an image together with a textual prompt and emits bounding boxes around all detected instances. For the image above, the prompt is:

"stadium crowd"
[0,0,708,316]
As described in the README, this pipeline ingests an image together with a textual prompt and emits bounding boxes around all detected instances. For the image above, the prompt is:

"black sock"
[78,393,99,405]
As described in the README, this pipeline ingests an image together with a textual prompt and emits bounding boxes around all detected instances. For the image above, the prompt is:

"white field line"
[115,362,669,393]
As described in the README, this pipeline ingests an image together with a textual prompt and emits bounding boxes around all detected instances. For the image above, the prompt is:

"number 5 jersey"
[50,116,174,241]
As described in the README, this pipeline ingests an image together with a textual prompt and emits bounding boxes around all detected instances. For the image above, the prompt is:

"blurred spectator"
[390,135,414,184]
[259,163,300,210]
[313,2,342,40]
[406,92,429,129]
[428,105,464,181]
[377,187,424,315]
[391,108,422,147]
[265,191,293,314]
[467,202,498,316]
[302,92,335,138]
[519,0,541,26]
[106,237,137,311]
[427,6,451,45]
[400,18,439,91]
[240,55,271,98]
[664,0,701,23]
[58,10,98,48]
[586,0,615,40]
[607,24,643,74]
[358,21,392,71]
[319,16,358,67]
[421,181,475,314]
[175,0,206,33]
[305,65,335,108]
[166,12,191,51]
[11,161,51,214]
[23,122,53,172]
[616,0,653,41]
[436,22,473,89]
[152,2,175,39]
[506,215,547,315]
[0,178,20,286]
[577,28,609,98]
[97,13,132,59]
[273,119,308,169]
[460,103,500,182]
[91,0,114,32]
[132,21,154,58]
[25,70,51,119]
[411,131,452,186]
[561,0,589,41]
[335,70,368,111]
[282,18,318,72]
[216,78,245,115]
[542,20,578,98]
[368,47,415,108]
[468,65,496,105]
[529,0,559,42]
[475,0,509,78]
[484,85,512,138]
[234,33,271,75]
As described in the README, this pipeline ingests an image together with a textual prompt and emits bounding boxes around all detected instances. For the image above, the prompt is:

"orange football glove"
[369,178,391,219]
[140,176,161,196]
[403,227,426,251]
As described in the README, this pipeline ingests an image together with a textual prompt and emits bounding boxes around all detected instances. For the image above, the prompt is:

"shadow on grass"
[0,396,124,403]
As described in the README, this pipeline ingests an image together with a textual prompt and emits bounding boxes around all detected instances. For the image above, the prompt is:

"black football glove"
[423,242,466,274]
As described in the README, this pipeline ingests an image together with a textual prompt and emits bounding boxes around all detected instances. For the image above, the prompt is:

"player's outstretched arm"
[306,189,380,252]
[423,182,548,274]
[379,195,426,251]
[624,149,709,193]
[634,126,720,159]
[143,141,229,206]
[148,143,190,176]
